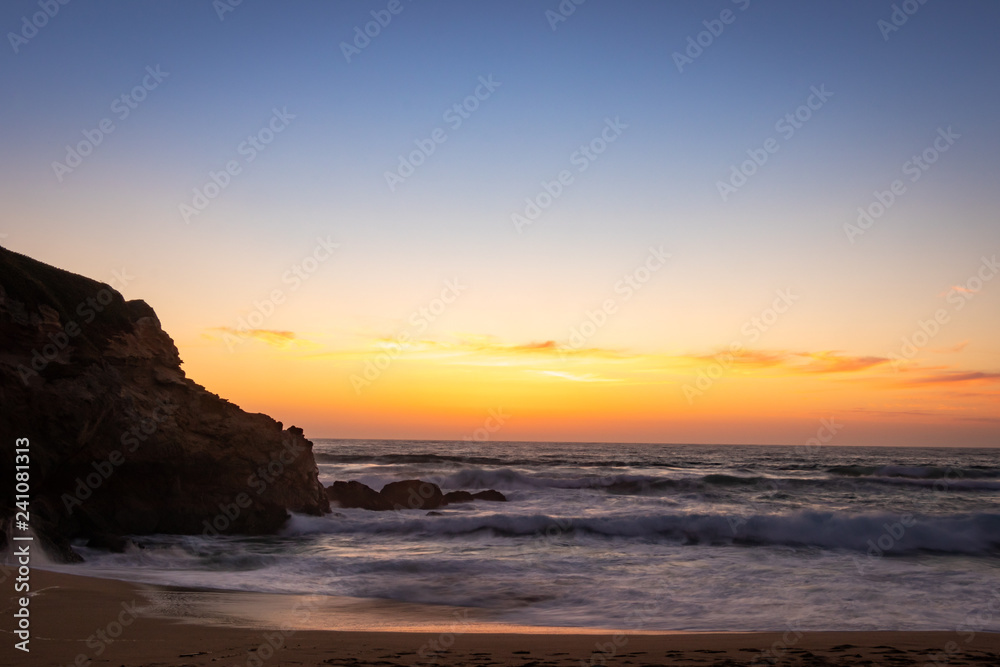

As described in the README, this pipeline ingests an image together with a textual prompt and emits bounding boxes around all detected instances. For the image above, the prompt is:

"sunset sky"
[2,1,998,446]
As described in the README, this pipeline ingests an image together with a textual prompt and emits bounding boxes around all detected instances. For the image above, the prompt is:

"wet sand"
[4,569,1000,666]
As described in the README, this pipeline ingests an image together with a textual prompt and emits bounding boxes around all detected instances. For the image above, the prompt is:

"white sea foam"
[52,441,1000,631]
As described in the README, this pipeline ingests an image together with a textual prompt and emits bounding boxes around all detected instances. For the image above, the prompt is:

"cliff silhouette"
[0,246,329,560]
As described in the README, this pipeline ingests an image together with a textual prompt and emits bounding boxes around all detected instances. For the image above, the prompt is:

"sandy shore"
[3,569,999,666]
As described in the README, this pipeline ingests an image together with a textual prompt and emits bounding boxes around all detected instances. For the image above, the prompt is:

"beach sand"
[4,569,1000,666]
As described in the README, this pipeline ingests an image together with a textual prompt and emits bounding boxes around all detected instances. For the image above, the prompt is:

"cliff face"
[0,246,329,560]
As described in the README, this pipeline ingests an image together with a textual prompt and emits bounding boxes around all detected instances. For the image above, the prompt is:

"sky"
[2,0,998,446]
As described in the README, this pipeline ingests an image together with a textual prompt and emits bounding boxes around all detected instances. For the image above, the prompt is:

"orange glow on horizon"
[174,330,1000,447]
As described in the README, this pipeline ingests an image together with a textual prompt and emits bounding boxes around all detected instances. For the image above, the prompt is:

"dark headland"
[0,245,329,560]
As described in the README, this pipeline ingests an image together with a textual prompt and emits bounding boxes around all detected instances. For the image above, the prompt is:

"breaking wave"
[283,511,1000,555]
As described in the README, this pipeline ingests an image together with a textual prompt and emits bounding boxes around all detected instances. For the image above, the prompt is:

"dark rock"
[426,511,444,516]
[86,532,138,553]
[326,481,390,511]
[442,490,475,505]
[39,534,85,563]
[380,479,444,510]
[472,490,507,502]
[0,246,330,561]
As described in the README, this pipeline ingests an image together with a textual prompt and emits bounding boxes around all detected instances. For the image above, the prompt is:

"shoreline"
[24,566,743,635]
[4,569,1000,666]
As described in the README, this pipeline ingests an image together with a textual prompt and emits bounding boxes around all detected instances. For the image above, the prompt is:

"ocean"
[59,440,1000,631]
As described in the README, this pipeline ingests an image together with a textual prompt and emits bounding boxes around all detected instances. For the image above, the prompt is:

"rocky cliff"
[0,246,329,560]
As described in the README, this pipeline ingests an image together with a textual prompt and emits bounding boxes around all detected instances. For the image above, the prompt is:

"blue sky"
[2,1,998,443]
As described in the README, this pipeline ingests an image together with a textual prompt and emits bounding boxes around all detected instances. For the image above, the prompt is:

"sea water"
[63,440,1000,631]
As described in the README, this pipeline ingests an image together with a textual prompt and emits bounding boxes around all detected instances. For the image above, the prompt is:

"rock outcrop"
[381,479,445,510]
[326,480,391,511]
[326,480,507,510]
[0,246,329,561]
[442,490,475,505]
[472,490,507,502]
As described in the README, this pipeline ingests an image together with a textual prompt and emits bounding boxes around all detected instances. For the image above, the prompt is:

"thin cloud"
[796,351,890,374]
[510,340,559,352]
[846,407,938,418]
[384,335,627,360]
[684,350,889,374]
[531,370,620,383]
[686,350,788,368]
[931,340,969,354]
[301,334,908,381]
[901,371,1000,386]
[208,327,300,347]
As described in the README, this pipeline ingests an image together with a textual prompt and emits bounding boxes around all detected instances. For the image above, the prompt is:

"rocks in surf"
[325,479,506,511]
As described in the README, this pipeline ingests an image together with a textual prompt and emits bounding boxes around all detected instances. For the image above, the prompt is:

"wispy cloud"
[796,351,889,374]
[941,285,978,296]
[900,371,1000,386]
[361,335,625,361]
[287,332,997,393]
[956,414,1000,423]
[686,350,788,368]
[847,407,939,418]
[684,349,890,374]
[207,327,303,347]
[507,340,559,352]
[531,370,620,382]
[931,340,969,354]
[453,337,563,354]
[449,335,625,358]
